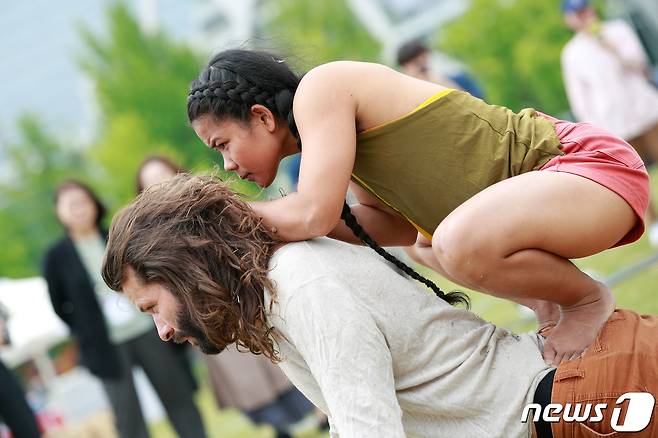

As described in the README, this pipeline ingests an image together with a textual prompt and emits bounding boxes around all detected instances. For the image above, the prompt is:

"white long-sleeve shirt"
[264,238,552,438]
[561,20,658,140]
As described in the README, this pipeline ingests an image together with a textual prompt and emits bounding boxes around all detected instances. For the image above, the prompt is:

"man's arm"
[279,276,406,437]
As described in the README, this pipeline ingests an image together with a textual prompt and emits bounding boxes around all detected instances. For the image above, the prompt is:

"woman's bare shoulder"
[297,61,393,96]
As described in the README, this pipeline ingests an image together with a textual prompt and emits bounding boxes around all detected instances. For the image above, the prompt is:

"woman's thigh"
[433,171,636,260]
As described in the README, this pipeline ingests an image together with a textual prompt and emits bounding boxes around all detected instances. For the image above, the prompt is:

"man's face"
[122,267,223,354]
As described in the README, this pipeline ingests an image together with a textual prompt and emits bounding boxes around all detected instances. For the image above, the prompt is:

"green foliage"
[79,4,205,159]
[0,116,86,277]
[80,3,260,211]
[438,0,573,115]
[264,0,381,70]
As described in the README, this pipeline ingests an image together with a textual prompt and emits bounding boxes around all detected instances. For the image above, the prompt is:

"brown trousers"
[550,309,658,437]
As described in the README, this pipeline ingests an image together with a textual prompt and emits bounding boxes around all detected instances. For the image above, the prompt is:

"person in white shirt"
[102,174,658,438]
[561,0,658,245]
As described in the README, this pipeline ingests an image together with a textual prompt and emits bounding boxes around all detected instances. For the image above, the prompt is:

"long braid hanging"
[340,202,469,307]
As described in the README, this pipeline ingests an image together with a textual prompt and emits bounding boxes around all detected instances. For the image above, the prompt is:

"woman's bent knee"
[432,221,495,286]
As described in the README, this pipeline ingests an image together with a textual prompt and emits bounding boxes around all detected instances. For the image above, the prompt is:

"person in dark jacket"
[43,179,206,438]
[0,302,41,438]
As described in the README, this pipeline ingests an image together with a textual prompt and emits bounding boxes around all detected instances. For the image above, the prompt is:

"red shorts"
[538,114,650,247]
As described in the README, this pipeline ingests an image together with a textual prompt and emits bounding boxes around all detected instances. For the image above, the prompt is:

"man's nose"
[154,316,174,341]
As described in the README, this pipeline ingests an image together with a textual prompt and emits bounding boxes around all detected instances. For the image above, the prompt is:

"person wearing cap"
[561,0,658,246]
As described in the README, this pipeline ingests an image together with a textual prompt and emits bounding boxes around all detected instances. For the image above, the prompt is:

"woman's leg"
[101,342,150,438]
[430,171,635,365]
[132,329,207,438]
[406,233,562,332]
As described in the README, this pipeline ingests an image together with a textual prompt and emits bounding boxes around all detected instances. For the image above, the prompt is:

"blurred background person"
[561,0,658,246]
[135,156,199,394]
[396,38,485,99]
[42,180,207,438]
[0,302,41,438]
[136,156,186,195]
[204,350,319,438]
[136,155,323,438]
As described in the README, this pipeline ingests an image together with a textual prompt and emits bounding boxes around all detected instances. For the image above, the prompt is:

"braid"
[187,50,301,149]
[341,202,469,307]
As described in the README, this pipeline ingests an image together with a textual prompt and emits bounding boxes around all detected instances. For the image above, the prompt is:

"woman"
[42,180,206,438]
[186,49,649,366]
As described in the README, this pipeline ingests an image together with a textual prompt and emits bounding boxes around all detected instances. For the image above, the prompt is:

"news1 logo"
[522,392,655,432]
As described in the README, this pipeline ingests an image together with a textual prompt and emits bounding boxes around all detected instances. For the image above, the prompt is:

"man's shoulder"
[266,239,379,309]
[270,238,366,273]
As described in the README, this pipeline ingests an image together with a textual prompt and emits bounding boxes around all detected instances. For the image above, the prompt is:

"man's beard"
[173,307,223,355]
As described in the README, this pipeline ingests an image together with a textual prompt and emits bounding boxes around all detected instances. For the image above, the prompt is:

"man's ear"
[250,104,277,133]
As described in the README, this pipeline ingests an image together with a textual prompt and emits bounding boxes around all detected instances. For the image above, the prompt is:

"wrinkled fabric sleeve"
[281,276,405,438]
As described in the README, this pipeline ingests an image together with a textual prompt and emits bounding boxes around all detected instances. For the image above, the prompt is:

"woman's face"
[191,108,286,188]
[139,161,178,190]
[56,187,98,233]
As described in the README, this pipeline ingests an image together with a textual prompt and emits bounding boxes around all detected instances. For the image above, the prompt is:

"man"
[561,0,658,245]
[102,174,658,438]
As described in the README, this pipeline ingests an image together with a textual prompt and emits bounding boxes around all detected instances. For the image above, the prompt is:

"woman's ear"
[250,104,277,133]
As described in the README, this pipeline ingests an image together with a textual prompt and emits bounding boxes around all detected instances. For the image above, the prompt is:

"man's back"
[265,238,552,437]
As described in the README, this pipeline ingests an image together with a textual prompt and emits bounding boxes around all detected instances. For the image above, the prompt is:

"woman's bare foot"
[512,298,561,335]
[542,281,615,366]
[532,300,561,335]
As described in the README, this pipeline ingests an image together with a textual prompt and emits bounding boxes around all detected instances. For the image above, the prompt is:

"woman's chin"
[259,175,277,188]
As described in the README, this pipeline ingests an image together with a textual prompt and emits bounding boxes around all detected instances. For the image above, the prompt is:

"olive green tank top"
[352,89,564,238]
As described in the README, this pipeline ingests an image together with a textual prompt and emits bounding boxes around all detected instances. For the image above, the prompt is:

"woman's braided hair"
[340,203,468,306]
[188,49,468,307]
[187,49,300,147]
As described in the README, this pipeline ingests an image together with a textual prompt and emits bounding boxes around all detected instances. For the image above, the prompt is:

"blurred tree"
[438,0,573,115]
[0,116,86,277]
[264,0,381,70]
[79,4,212,208]
[79,3,259,210]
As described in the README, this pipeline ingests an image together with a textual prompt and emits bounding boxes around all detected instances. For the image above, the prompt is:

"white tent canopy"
[0,277,69,368]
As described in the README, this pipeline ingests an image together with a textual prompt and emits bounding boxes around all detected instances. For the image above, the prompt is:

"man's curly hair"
[102,173,282,361]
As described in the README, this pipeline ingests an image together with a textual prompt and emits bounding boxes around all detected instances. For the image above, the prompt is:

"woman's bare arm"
[248,63,362,241]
